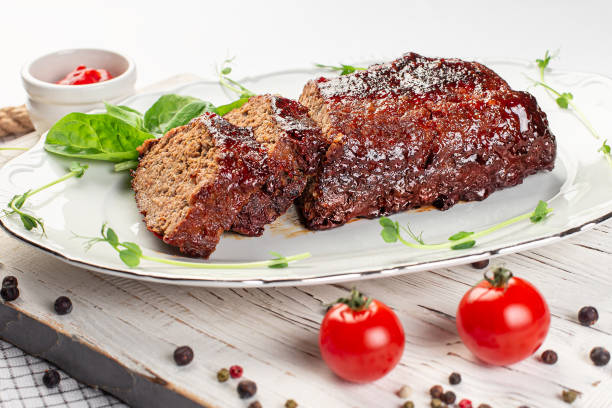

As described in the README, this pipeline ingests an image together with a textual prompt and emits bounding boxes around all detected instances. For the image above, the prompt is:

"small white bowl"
[21,48,136,131]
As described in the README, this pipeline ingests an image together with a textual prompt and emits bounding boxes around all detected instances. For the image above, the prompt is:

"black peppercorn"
[42,369,61,388]
[478,404,492,408]
[173,346,194,366]
[1,286,19,302]
[590,347,610,366]
[471,260,489,269]
[237,380,257,399]
[285,399,298,408]
[54,296,73,315]
[2,276,18,288]
[442,390,456,404]
[403,402,415,408]
[429,384,444,398]
[430,398,444,408]
[248,402,262,408]
[449,371,462,385]
[540,349,558,365]
[578,306,598,326]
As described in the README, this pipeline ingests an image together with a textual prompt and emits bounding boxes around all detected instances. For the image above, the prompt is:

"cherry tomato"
[56,65,113,85]
[456,267,550,365]
[319,289,405,383]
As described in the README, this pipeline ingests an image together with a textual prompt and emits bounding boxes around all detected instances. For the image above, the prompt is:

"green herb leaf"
[105,228,119,247]
[114,160,139,172]
[536,50,552,71]
[268,251,289,268]
[598,140,611,155]
[45,112,153,162]
[555,92,573,109]
[105,102,145,131]
[121,242,142,256]
[144,95,216,135]
[69,162,88,178]
[379,217,396,228]
[315,63,366,75]
[448,231,474,241]
[221,67,232,75]
[213,97,251,116]
[451,240,476,250]
[530,200,551,223]
[19,213,39,230]
[119,249,141,267]
[381,227,399,243]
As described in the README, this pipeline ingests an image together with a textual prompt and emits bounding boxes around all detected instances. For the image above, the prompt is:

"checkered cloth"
[0,340,127,408]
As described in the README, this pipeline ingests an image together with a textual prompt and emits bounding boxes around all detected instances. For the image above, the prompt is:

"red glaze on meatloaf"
[298,52,556,229]
[132,112,268,258]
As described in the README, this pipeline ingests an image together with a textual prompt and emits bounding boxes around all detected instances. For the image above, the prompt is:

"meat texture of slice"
[298,52,557,230]
[224,95,326,236]
[132,112,268,258]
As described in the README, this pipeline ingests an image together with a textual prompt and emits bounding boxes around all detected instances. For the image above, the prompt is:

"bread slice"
[132,112,268,258]
[224,95,325,236]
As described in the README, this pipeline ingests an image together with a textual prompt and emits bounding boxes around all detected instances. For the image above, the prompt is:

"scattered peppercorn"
[430,398,444,408]
[248,402,262,408]
[237,380,257,399]
[42,369,60,388]
[449,372,462,385]
[589,346,610,366]
[217,368,230,382]
[173,346,193,366]
[471,260,489,269]
[430,384,444,399]
[402,402,415,408]
[442,390,456,404]
[578,306,599,326]
[229,365,243,379]
[54,296,73,315]
[540,349,558,365]
[477,405,492,408]
[285,399,298,408]
[562,389,578,403]
[2,276,18,288]
[397,385,412,398]
[458,399,473,408]
[1,286,19,302]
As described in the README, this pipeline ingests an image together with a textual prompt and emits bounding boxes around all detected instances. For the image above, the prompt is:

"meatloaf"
[224,94,326,236]
[298,52,557,230]
[132,112,268,258]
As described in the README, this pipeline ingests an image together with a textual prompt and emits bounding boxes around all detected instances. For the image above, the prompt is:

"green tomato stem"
[139,252,311,269]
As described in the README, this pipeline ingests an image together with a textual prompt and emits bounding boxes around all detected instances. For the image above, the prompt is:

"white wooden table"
[1,103,611,407]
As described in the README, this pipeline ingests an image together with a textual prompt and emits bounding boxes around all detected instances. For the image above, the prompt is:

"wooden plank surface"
[1,76,611,408]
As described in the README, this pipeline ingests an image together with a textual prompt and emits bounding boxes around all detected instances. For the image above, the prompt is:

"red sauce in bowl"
[56,65,113,85]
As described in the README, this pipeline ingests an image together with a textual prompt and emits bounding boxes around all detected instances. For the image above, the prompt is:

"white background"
[2,0,611,107]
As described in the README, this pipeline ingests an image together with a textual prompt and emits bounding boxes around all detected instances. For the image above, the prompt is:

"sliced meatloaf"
[298,52,557,230]
[132,112,268,258]
[224,95,326,236]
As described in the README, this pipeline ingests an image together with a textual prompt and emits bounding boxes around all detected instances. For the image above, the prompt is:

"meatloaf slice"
[224,95,326,236]
[298,52,557,230]
[132,112,268,258]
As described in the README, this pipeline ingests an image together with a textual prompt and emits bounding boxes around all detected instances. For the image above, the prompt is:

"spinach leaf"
[104,102,145,131]
[143,95,215,135]
[45,113,153,162]
[214,97,250,116]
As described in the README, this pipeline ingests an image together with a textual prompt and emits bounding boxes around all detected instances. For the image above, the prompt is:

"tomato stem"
[333,287,372,311]
[484,267,513,288]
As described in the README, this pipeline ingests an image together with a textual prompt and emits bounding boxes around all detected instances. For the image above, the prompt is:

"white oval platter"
[1,59,611,287]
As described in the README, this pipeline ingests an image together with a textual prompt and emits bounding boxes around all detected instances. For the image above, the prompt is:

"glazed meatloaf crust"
[132,112,268,258]
[298,52,557,230]
[224,95,326,236]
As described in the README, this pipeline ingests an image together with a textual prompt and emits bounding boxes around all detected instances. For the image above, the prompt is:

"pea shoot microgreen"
[529,50,612,167]
[380,200,552,251]
[79,223,311,269]
[315,63,366,75]
[3,162,88,234]
[218,58,256,99]
[0,147,28,151]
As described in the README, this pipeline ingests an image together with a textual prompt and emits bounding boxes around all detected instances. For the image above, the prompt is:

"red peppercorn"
[229,365,243,379]
[458,399,473,408]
